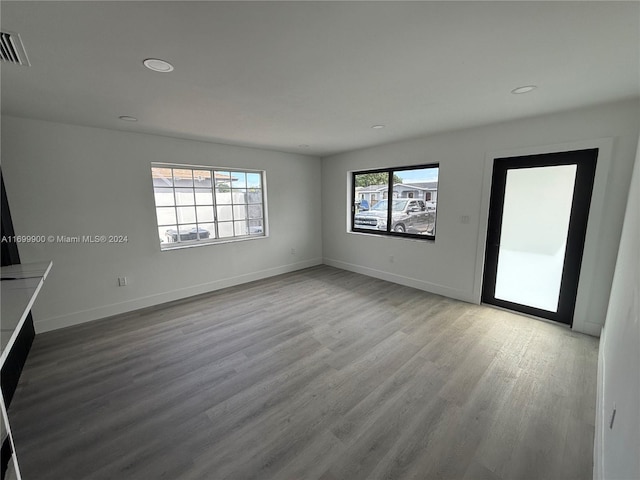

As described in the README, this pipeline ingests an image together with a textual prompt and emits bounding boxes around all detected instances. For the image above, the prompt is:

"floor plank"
[9,265,598,479]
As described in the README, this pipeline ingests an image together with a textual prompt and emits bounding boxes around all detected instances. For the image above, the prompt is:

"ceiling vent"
[0,31,30,66]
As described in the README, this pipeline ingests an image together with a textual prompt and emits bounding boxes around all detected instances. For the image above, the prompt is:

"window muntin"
[352,164,438,239]
[151,164,266,249]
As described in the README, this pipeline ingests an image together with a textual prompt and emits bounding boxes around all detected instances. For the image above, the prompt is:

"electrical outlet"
[460,215,470,224]
[389,255,394,263]
[291,248,296,255]
[118,276,128,287]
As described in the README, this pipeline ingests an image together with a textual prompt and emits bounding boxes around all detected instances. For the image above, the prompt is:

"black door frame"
[481,149,598,326]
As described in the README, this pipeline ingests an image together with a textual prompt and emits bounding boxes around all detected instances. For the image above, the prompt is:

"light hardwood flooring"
[9,266,599,479]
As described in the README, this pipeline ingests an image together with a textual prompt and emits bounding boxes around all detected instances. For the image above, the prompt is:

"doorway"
[482,149,598,326]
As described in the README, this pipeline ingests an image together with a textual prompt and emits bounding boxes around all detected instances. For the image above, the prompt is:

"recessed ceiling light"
[511,85,537,94]
[118,115,138,122]
[371,125,385,129]
[143,58,174,73]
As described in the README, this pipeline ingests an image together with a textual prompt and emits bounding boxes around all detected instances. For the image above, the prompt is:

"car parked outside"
[164,227,210,243]
[354,199,435,234]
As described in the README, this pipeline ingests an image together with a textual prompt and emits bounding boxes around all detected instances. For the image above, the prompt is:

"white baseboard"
[573,321,603,337]
[594,325,606,480]
[35,258,323,333]
[322,257,475,303]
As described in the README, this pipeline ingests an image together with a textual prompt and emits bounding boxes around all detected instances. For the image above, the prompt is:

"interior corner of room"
[1,2,639,479]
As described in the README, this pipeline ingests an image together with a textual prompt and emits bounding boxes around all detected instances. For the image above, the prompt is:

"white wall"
[1,116,323,332]
[595,132,640,480]
[322,99,640,336]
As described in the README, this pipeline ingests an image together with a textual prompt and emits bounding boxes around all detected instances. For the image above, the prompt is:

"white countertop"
[1,261,52,365]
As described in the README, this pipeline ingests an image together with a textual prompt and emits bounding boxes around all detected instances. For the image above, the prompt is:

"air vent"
[0,31,30,66]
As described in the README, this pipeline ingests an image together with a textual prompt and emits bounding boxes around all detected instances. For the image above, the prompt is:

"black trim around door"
[481,149,598,326]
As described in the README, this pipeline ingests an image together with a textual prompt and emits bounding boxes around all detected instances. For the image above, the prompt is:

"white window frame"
[151,162,268,251]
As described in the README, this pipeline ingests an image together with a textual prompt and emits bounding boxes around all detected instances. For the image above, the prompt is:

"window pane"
[390,167,438,236]
[495,165,576,312]
[195,225,212,240]
[162,226,180,243]
[215,188,232,204]
[232,190,247,204]
[175,188,195,205]
[392,167,438,200]
[193,170,212,188]
[196,206,215,223]
[195,188,214,205]
[249,219,263,235]
[177,206,196,224]
[231,172,247,189]
[198,223,215,239]
[234,220,248,236]
[247,173,262,188]
[173,168,194,187]
[178,224,199,241]
[248,204,262,220]
[154,188,175,206]
[353,172,389,231]
[215,171,233,186]
[247,189,263,204]
[233,205,247,220]
[218,222,234,238]
[152,167,173,187]
[217,205,233,221]
[354,172,388,212]
[156,207,176,225]
[158,226,177,245]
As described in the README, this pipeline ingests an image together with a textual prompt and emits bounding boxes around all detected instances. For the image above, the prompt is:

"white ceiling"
[1,1,639,157]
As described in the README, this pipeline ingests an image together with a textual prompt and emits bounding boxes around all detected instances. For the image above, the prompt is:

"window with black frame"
[352,164,438,239]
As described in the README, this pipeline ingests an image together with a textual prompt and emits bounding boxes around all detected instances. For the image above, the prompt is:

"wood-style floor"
[9,266,598,480]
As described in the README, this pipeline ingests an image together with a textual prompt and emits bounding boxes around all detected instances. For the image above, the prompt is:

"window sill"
[349,229,435,243]
[160,234,268,251]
